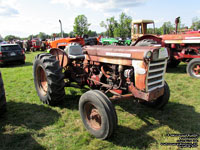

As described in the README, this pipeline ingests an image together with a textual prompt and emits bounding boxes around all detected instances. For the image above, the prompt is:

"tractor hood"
[83,45,167,66]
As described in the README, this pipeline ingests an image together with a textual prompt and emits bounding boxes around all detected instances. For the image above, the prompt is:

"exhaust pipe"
[59,19,63,38]
[175,17,180,34]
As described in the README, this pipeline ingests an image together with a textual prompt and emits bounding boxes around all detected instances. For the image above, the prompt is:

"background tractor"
[30,38,42,52]
[161,17,200,79]
[131,17,200,79]
[101,37,131,46]
[33,38,170,139]
[49,36,101,50]
[131,20,155,43]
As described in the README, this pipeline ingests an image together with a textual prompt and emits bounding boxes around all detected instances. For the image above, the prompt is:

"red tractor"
[31,38,42,51]
[33,41,170,139]
[132,17,200,79]
[161,19,200,79]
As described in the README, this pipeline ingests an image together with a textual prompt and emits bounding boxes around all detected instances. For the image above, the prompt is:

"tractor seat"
[65,44,85,59]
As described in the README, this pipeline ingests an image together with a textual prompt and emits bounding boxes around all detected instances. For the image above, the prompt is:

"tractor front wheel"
[79,90,117,139]
[186,58,200,79]
[167,59,180,68]
[140,81,170,109]
[33,53,65,105]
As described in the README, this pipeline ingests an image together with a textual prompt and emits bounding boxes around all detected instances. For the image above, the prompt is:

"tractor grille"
[147,59,167,92]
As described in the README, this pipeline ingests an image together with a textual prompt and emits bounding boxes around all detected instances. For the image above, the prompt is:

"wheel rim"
[36,65,48,95]
[192,64,200,77]
[84,102,102,130]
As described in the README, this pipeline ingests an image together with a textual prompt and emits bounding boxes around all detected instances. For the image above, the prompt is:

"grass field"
[0,52,200,150]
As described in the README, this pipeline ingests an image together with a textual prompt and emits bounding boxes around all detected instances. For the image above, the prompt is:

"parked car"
[0,71,6,114]
[0,44,25,65]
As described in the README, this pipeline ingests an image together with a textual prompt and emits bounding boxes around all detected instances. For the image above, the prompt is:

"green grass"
[0,52,200,150]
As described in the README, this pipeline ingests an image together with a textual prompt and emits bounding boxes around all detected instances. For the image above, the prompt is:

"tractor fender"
[133,34,162,46]
[49,48,68,68]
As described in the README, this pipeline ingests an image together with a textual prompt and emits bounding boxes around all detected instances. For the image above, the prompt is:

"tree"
[38,32,47,40]
[191,17,200,30]
[4,35,20,41]
[100,21,108,36]
[100,13,132,38]
[0,34,3,42]
[63,32,69,38]
[161,21,174,34]
[155,28,162,35]
[100,17,118,37]
[87,30,97,37]
[114,12,132,38]
[73,15,90,36]
[69,31,75,38]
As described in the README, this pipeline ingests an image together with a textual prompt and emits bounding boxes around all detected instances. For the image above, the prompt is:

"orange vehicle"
[50,37,85,49]
[50,36,102,50]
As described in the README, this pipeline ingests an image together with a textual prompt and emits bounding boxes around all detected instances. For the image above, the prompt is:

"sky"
[0,0,200,38]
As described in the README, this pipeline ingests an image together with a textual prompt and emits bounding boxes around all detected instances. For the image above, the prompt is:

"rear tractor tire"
[186,58,200,79]
[140,81,170,109]
[33,53,65,106]
[167,59,180,68]
[0,71,6,115]
[79,90,117,139]
[135,39,158,47]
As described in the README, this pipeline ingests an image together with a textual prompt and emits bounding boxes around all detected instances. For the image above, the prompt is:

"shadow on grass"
[110,100,200,149]
[0,62,33,68]
[0,101,61,150]
[166,64,187,74]
[57,88,88,110]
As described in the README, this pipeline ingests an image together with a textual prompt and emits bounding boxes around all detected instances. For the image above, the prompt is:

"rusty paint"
[85,55,133,66]
[84,102,102,130]
[192,64,200,75]
[132,60,148,91]
[101,66,111,79]
[36,65,47,96]
[161,33,200,41]
[110,94,134,101]
[83,45,156,60]
[171,44,176,49]
[174,52,200,60]
[128,83,164,101]
[109,89,122,95]
[88,78,112,88]
[40,67,47,93]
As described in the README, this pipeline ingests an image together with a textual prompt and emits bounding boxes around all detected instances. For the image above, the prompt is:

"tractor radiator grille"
[147,59,167,92]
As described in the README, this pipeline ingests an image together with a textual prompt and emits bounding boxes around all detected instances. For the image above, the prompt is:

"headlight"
[144,51,152,59]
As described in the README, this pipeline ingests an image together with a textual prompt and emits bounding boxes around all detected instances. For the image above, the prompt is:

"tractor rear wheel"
[33,53,65,106]
[79,90,117,139]
[186,58,200,79]
[135,39,158,46]
[0,71,6,114]
[167,59,180,68]
[140,81,170,109]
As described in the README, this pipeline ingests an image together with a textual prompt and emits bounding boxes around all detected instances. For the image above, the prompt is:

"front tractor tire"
[79,90,117,139]
[167,59,180,68]
[33,53,65,106]
[140,81,170,109]
[186,58,200,79]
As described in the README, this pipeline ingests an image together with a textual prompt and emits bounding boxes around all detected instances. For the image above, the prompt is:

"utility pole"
[59,19,63,38]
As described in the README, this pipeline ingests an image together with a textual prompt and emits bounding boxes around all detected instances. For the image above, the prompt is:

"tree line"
[2,13,200,42]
